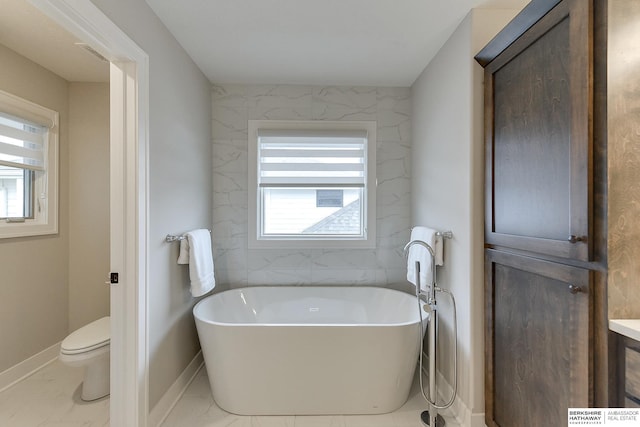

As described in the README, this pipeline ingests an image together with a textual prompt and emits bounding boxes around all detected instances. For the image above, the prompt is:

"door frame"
[30,1,149,425]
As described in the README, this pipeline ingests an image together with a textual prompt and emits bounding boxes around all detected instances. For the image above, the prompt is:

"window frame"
[248,120,376,249]
[0,90,59,239]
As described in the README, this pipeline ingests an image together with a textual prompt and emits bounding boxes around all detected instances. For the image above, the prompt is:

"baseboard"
[0,342,61,393]
[433,370,470,426]
[148,350,204,427]
[431,370,487,427]
[470,411,487,427]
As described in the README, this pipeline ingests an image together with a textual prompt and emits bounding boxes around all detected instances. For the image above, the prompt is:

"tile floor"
[160,367,461,427]
[0,360,460,427]
[0,360,110,427]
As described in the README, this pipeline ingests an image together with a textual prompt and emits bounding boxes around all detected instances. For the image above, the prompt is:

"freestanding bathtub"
[193,286,428,415]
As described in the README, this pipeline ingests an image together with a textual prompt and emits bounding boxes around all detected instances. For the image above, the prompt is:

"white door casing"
[29,1,149,425]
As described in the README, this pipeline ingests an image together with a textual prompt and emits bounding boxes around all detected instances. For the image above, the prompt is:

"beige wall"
[0,44,69,372]
[88,0,213,410]
[2,0,213,409]
[68,82,110,331]
[607,0,640,319]
[411,8,520,425]
[0,45,110,373]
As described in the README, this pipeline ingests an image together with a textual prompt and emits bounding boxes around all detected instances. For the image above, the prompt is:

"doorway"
[32,1,150,425]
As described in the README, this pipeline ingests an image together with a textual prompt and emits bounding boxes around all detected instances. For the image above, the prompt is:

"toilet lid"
[61,316,110,354]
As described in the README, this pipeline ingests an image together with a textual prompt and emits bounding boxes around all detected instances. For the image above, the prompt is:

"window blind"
[257,129,367,187]
[0,112,46,171]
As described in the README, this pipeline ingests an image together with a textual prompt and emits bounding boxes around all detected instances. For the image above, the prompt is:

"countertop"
[610,319,640,342]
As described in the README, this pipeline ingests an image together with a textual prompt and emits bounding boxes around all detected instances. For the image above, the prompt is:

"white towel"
[177,229,215,297]
[406,226,443,291]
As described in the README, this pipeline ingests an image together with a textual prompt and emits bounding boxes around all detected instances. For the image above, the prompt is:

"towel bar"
[165,229,211,243]
[411,228,453,240]
[436,231,453,239]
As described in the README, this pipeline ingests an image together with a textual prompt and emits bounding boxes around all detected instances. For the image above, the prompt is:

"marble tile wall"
[211,84,411,289]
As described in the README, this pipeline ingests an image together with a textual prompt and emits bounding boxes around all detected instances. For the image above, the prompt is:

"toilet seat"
[61,316,110,355]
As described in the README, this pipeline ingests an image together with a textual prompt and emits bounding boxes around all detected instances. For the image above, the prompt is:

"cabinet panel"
[626,348,640,400]
[493,16,571,241]
[618,337,640,408]
[485,249,591,427]
[484,0,592,261]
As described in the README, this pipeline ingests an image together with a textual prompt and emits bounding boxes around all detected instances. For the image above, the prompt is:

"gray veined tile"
[309,268,377,285]
[247,85,313,103]
[212,206,248,240]
[182,368,214,399]
[160,395,216,427]
[247,269,312,286]
[310,249,378,269]
[312,86,377,110]
[212,170,248,193]
[0,361,108,427]
[247,86,313,120]
[212,246,249,271]
[294,415,347,427]
[212,140,248,174]
[375,244,406,270]
[215,270,249,288]
[248,105,313,121]
[343,413,397,427]
[159,367,450,427]
[212,104,248,139]
[247,249,313,270]
[209,84,411,290]
[377,113,411,142]
[212,85,248,107]
[249,416,296,427]
[377,140,411,165]
[376,87,412,112]
[311,105,377,121]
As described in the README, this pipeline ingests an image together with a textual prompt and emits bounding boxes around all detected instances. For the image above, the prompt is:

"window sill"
[0,221,58,239]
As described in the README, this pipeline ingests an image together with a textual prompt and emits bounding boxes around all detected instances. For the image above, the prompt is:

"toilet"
[59,316,110,401]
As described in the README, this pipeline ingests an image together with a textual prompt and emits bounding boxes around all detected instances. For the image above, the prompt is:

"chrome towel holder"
[165,229,211,243]
[436,230,453,239]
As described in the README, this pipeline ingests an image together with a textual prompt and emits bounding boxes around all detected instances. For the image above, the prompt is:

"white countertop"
[610,319,640,342]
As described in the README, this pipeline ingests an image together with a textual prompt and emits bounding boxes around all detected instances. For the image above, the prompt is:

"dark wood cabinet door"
[483,0,592,261]
[485,249,591,427]
[616,336,640,408]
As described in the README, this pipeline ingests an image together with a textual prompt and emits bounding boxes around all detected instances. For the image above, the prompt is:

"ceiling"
[0,0,109,83]
[145,0,530,87]
[0,0,529,87]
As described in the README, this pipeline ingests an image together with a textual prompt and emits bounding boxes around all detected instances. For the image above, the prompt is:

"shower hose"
[416,285,458,410]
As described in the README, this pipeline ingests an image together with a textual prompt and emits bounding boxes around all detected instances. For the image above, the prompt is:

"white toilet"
[59,316,110,401]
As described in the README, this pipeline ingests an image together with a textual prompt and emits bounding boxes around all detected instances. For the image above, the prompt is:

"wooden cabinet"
[476,0,623,425]
[485,250,591,427]
[481,0,591,262]
[616,335,640,408]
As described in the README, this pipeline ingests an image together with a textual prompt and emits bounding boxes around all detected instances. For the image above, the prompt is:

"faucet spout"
[403,239,437,306]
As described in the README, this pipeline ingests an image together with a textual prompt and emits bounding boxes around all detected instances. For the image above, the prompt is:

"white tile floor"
[0,361,460,427]
[160,367,461,427]
[0,360,110,427]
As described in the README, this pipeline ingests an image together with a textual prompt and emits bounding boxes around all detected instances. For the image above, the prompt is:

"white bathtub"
[193,286,428,415]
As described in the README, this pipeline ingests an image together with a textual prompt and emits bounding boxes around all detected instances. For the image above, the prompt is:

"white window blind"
[0,113,47,172]
[0,89,58,238]
[249,120,376,249]
[257,129,368,187]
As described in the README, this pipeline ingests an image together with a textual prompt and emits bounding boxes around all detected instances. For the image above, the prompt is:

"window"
[316,190,343,208]
[0,90,58,239]
[249,120,376,248]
